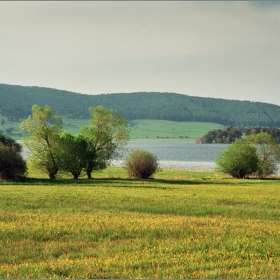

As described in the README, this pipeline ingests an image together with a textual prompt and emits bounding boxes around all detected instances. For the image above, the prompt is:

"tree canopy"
[244,133,280,178]
[0,134,27,180]
[215,133,280,178]
[20,104,129,180]
[81,106,130,178]
[20,104,63,179]
[57,132,92,179]
[215,139,259,179]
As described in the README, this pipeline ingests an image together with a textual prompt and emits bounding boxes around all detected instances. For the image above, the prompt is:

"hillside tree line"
[1,84,280,127]
[196,126,280,144]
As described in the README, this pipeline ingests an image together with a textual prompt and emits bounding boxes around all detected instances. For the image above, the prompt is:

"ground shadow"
[1,175,273,189]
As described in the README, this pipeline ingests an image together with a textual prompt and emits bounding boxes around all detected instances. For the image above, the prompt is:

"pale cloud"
[0,1,279,105]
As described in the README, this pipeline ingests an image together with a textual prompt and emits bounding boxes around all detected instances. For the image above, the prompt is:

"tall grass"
[0,167,279,278]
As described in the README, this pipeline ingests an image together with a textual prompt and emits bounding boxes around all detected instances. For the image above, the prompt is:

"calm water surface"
[113,141,229,170]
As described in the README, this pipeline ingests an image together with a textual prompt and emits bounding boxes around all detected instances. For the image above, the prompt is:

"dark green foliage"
[83,140,99,180]
[243,126,280,143]
[197,127,243,143]
[215,140,259,179]
[1,83,280,127]
[0,135,27,180]
[125,149,159,179]
[57,132,93,179]
[198,126,280,144]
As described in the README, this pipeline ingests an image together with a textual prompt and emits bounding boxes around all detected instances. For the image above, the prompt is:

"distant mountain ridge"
[0,83,280,127]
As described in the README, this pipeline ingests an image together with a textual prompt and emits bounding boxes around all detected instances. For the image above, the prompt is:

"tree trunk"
[73,173,79,180]
[87,171,92,179]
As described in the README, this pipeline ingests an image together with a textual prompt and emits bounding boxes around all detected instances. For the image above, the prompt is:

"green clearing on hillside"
[1,117,224,141]
[129,119,224,141]
[0,167,279,278]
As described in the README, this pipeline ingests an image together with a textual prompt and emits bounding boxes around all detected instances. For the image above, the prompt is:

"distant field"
[0,166,279,278]
[128,119,224,141]
[1,117,224,141]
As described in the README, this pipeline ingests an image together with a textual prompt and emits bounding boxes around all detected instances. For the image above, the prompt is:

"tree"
[20,105,62,179]
[83,140,101,179]
[81,106,130,179]
[124,149,159,179]
[57,132,93,179]
[0,134,27,180]
[245,132,280,178]
[197,127,243,144]
[215,139,258,179]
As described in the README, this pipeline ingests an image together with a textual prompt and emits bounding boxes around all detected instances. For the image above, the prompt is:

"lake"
[21,140,280,174]
[112,141,229,171]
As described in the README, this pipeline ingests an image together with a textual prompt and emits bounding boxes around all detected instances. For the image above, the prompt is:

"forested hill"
[1,83,280,127]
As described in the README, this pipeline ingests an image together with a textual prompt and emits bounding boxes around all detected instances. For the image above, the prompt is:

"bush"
[124,149,159,179]
[0,135,27,180]
[215,139,258,179]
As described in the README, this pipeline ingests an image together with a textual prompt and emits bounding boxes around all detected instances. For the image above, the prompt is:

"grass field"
[1,117,224,141]
[0,166,279,278]
[128,119,224,141]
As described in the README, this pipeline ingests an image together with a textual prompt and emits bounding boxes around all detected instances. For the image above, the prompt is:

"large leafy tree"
[245,132,280,178]
[81,106,130,179]
[20,104,62,179]
[0,134,27,180]
[57,131,96,179]
[215,139,259,179]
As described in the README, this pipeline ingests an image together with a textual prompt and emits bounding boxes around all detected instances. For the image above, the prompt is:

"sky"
[1,1,280,105]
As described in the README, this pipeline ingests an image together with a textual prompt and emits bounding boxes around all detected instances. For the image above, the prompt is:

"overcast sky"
[1,1,280,105]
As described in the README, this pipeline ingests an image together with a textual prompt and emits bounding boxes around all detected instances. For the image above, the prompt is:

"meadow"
[0,166,279,278]
[128,119,224,141]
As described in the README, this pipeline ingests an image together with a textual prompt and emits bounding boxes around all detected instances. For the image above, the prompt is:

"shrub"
[0,135,27,180]
[124,149,159,179]
[215,139,258,179]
